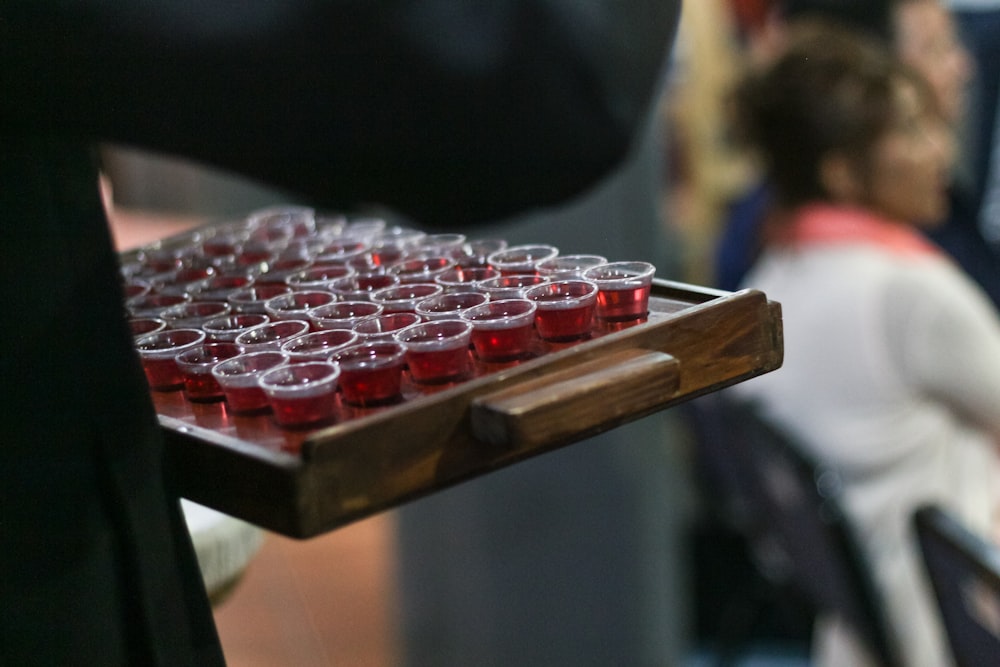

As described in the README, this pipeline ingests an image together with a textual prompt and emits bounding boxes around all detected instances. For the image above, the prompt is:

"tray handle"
[470,348,680,448]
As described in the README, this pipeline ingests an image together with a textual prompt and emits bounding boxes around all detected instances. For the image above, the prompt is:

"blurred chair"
[914,504,1000,667]
[686,393,901,667]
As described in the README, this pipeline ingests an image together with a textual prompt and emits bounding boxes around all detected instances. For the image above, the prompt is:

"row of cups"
[126,208,657,428]
[125,246,639,316]
[129,258,655,334]
[133,270,653,426]
[133,266,653,428]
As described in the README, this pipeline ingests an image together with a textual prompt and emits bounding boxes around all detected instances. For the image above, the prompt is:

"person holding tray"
[727,24,1000,666]
[0,2,681,664]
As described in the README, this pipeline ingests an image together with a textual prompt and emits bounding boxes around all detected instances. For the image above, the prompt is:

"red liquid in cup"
[176,342,243,402]
[181,373,225,402]
[136,329,205,390]
[268,393,337,427]
[406,348,473,384]
[533,303,594,341]
[470,323,535,362]
[259,362,340,426]
[222,385,271,414]
[339,366,403,406]
[335,343,407,406]
[141,357,185,391]
[595,286,651,322]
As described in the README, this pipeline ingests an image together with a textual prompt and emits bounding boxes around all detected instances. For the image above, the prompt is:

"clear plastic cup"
[456,238,507,267]
[253,258,314,289]
[308,301,384,331]
[127,292,192,319]
[352,312,422,342]
[211,350,289,414]
[415,291,489,321]
[159,301,231,329]
[198,232,247,260]
[523,279,598,341]
[581,261,656,323]
[129,317,167,339]
[342,217,387,243]
[258,361,341,428]
[387,256,456,285]
[535,254,608,280]
[187,273,256,303]
[344,246,406,274]
[331,341,407,407]
[459,299,538,362]
[227,285,292,314]
[174,342,244,402]
[370,283,443,314]
[487,244,559,276]
[201,313,271,342]
[415,233,467,256]
[435,266,501,293]
[123,279,152,304]
[234,319,310,352]
[135,328,207,391]
[263,290,337,323]
[475,274,549,300]
[284,265,355,291]
[313,239,371,265]
[395,319,474,384]
[371,227,426,251]
[280,329,360,363]
[329,273,400,302]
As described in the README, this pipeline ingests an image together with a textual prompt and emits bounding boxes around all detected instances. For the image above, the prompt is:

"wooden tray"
[156,280,783,538]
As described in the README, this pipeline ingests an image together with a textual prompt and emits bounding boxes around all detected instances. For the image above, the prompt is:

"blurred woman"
[729,24,1000,667]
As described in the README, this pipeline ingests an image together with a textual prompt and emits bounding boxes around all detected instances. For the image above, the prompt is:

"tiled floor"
[212,514,399,667]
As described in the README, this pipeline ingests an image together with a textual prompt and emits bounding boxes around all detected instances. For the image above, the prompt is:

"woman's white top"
[731,204,1000,667]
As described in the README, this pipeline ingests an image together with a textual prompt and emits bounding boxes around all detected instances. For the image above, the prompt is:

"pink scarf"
[769,204,945,259]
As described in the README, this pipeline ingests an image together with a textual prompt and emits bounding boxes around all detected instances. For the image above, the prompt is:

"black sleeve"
[0,1,680,225]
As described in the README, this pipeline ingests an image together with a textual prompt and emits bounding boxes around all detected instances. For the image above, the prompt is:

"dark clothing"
[0,2,680,663]
[953,8,1000,216]
[2,2,680,227]
[926,186,1000,310]
[0,136,225,665]
[715,181,772,293]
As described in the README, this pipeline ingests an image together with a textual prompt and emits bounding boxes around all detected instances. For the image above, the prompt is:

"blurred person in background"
[946,0,1000,248]
[728,24,1000,666]
[715,0,1000,311]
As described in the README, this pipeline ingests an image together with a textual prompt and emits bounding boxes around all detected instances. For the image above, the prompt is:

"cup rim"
[581,261,656,285]
[486,243,559,267]
[459,298,537,329]
[370,283,444,303]
[394,319,473,349]
[352,312,422,337]
[202,312,271,332]
[175,341,244,367]
[136,328,206,356]
[234,319,310,346]
[258,361,341,396]
[309,301,384,319]
[281,329,360,356]
[523,279,598,309]
[332,341,408,370]
[211,350,289,384]
[414,291,489,317]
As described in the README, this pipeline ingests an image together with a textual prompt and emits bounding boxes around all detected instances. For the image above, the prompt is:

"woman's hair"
[733,23,916,207]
